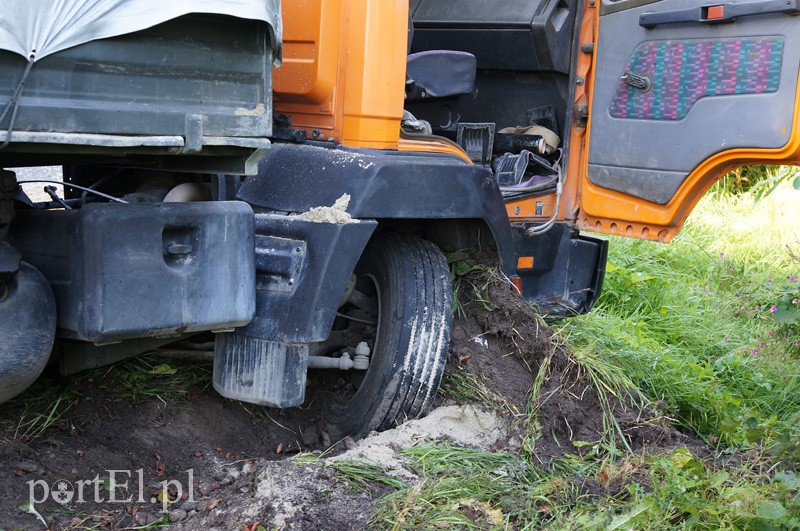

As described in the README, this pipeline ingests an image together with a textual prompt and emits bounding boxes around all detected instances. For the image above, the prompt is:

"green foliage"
[560,179,800,448]
[108,354,211,401]
[369,442,800,530]
[573,447,800,530]
[361,177,800,530]
[713,164,800,197]
[751,166,800,205]
[0,376,77,443]
[530,344,645,458]
[328,460,405,492]
[0,353,211,444]
[370,441,569,530]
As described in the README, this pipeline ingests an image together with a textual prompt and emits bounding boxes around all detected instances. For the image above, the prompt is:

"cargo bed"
[0,2,281,174]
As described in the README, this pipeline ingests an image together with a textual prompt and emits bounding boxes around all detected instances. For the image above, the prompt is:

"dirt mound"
[447,258,705,464]
[169,405,507,530]
[0,255,707,530]
[0,364,339,530]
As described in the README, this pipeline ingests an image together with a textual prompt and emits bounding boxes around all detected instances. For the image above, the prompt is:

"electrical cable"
[335,312,377,326]
[19,179,128,204]
[523,162,563,237]
[80,169,124,200]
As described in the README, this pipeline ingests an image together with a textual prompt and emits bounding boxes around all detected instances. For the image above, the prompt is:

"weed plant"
[561,180,800,450]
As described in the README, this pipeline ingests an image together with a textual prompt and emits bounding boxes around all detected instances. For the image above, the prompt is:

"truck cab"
[1,0,798,438]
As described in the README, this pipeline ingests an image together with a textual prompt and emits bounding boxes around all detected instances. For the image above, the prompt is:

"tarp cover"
[0,0,282,62]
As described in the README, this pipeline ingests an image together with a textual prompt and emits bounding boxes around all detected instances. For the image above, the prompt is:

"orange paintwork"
[273,0,341,135]
[273,0,406,150]
[505,193,557,220]
[573,2,800,243]
[274,0,800,243]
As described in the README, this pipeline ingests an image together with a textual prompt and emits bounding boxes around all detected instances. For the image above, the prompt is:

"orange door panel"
[578,0,800,241]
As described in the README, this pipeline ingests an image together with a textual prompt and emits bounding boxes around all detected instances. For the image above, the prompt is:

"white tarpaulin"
[0,0,281,62]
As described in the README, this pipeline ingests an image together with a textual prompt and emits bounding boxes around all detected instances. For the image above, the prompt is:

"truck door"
[578,0,800,241]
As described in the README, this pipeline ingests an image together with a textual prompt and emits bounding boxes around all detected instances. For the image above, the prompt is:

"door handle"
[640,0,800,28]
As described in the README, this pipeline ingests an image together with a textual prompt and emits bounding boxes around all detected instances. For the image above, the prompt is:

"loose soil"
[448,261,709,463]
[0,257,708,530]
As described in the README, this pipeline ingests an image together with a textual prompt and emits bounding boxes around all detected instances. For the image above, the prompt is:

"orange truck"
[1,0,798,438]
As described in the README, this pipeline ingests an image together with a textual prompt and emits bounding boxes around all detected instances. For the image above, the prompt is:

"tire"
[0,261,56,404]
[325,233,452,439]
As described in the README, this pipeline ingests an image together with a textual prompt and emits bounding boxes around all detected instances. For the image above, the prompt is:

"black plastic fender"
[237,142,516,274]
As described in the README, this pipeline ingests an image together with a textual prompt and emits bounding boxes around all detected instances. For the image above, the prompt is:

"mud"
[0,255,708,530]
[296,193,353,224]
[0,365,339,530]
[448,259,707,464]
[169,405,506,530]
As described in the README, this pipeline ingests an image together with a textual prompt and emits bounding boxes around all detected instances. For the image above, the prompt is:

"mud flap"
[213,334,309,408]
[211,214,376,408]
[513,223,607,317]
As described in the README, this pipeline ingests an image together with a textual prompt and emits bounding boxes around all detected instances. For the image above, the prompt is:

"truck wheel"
[0,262,56,404]
[325,234,452,439]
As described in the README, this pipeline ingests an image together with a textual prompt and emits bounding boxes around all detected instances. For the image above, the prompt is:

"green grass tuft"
[560,179,800,448]
[368,172,800,530]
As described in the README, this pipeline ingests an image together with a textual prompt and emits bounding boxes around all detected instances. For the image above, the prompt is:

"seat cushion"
[406,50,476,98]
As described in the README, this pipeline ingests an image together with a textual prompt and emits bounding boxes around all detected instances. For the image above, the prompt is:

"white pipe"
[308,352,355,370]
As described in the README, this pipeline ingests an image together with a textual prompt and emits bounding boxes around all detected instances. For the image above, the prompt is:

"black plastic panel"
[10,201,256,342]
[237,143,516,275]
[411,0,577,73]
[514,224,608,317]
[238,214,377,343]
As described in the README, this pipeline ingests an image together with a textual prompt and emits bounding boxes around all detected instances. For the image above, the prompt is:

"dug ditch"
[0,262,706,530]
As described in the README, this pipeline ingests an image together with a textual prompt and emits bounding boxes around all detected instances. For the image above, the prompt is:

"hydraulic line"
[20,179,128,204]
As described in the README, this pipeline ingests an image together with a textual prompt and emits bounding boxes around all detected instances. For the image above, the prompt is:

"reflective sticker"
[705,5,725,20]
[517,256,534,269]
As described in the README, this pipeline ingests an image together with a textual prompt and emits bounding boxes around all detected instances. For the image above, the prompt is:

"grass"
[363,175,800,529]
[5,169,799,528]
[0,376,77,443]
[329,460,405,492]
[439,367,522,417]
[104,354,212,401]
[370,441,555,530]
[529,340,646,456]
[560,179,800,448]
[366,441,800,530]
[0,352,211,445]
